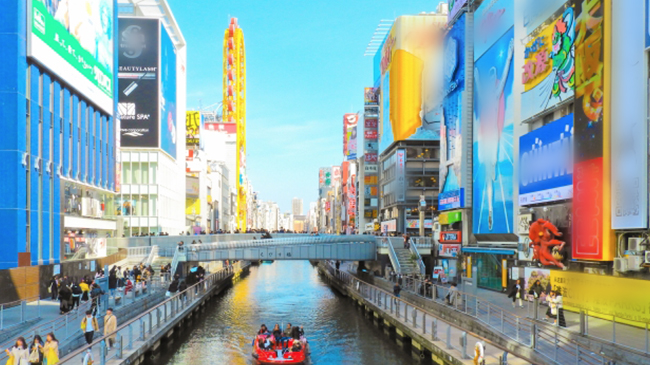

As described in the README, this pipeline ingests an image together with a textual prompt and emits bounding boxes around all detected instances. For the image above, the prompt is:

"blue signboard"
[160,26,177,159]
[518,114,573,206]
[474,0,514,60]
[440,14,466,210]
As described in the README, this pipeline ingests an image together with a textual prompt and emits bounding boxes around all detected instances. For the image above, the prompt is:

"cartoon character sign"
[528,218,566,268]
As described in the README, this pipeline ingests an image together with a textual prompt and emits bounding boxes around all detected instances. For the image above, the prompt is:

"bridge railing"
[394,276,616,365]
[384,237,401,274]
[183,235,377,252]
[56,261,249,364]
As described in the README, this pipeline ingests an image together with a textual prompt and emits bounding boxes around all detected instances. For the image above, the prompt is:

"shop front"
[462,247,516,291]
[437,231,462,283]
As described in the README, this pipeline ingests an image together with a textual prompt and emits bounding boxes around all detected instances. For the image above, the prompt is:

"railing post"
[501,310,505,333]
[404,302,408,322]
[554,331,559,363]
[21,300,26,323]
[432,318,438,341]
[140,318,145,340]
[65,313,69,338]
[516,317,520,342]
[646,322,649,354]
[531,324,537,349]
[100,340,106,365]
[128,324,133,350]
[412,308,417,328]
[423,313,426,334]
[117,335,123,359]
[446,324,452,349]
[396,300,400,318]
[461,331,467,359]
[579,310,586,335]
[613,315,616,343]
[149,312,152,334]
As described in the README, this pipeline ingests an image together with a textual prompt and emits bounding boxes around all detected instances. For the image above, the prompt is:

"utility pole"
[419,195,426,238]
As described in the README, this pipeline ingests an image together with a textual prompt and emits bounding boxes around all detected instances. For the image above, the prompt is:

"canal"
[152,261,417,365]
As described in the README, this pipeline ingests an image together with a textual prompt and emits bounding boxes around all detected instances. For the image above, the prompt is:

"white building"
[116,0,187,236]
[292,198,303,216]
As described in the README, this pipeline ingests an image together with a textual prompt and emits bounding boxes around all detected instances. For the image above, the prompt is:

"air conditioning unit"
[645,251,650,265]
[614,257,628,272]
[628,237,646,252]
[628,255,644,271]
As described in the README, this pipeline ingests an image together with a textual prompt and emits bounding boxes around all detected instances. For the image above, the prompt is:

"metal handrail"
[409,238,425,274]
[169,246,182,277]
[386,275,617,365]
[143,245,159,266]
[326,263,525,364]
[57,261,249,364]
[385,237,401,274]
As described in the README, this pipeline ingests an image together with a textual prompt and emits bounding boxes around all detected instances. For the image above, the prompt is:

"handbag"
[5,355,14,365]
[165,291,171,297]
[28,347,40,363]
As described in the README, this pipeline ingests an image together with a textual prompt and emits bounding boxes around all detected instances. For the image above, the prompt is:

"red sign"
[365,118,378,128]
[364,130,378,140]
[573,158,604,260]
[365,153,378,163]
[438,244,461,257]
[439,231,462,243]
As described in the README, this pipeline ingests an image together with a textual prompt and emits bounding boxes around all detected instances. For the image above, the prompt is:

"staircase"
[393,247,420,275]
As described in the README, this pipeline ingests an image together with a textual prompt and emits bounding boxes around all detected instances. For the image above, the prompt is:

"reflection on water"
[154,261,416,365]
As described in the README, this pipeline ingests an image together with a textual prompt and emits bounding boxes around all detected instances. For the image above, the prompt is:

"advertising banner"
[343,114,358,161]
[364,164,378,174]
[440,231,462,243]
[438,244,462,257]
[378,16,446,154]
[611,0,648,229]
[28,0,114,114]
[448,0,469,23]
[364,118,378,129]
[319,168,325,188]
[440,14,466,209]
[160,26,177,159]
[523,268,551,299]
[439,189,464,211]
[381,219,397,233]
[521,6,575,121]
[550,270,650,325]
[396,149,406,202]
[364,87,378,104]
[522,0,569,34]
[332,166,341,187]
[572,0,613,261]
[473,27,515,234]
[474,0,514,60]
[364,142,378,153]
[118,18,160,148]
[186,176,199,197]
[365,153,378,163]
[406,219,433,229]
[519,115,573,206]
[364,130,378,140]
[322,167,332,187]
[186,111,201,146]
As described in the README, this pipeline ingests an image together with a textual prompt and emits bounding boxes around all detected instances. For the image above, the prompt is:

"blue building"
[0,0,118,269]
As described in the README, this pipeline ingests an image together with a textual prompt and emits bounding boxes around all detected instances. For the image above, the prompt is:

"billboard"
[474,0,514,60]
[519,114,573,206]
[160,26,177,159]
[572,0,613,261]
[332,166,341,187]
[611,0,648,229]
[473,25,515,234]
[186,111,202,146]
[448,0,469,23]
[522,0,569,34]
[521,6,575,121]
[118,18,160,148]
[28,0,114,114]
[364,87,378,104]
[343,114,358,161]
[378,16,446,154]
[396,149,406,202]
[440,13,466,211]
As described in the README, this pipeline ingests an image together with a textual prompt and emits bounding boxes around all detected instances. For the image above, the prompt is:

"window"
[123,163,132,184]
[141,162,149,184]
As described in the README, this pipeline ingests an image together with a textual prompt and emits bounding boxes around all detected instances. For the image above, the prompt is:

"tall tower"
[223,18,247,231]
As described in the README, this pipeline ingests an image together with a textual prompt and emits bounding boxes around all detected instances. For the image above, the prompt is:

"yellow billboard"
[550,270,650,326]
[378,15,446,154]
[186,111,201,146]
[185,198,201,216]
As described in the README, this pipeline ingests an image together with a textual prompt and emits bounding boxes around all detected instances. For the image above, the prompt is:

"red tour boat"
[252,335,307,364]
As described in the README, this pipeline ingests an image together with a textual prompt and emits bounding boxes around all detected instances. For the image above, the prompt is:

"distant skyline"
[168,0,447,211]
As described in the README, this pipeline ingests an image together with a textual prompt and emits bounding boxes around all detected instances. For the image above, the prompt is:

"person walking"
[104,308,117,350]
[57,283,72,314]
[48,276,59,301]
[508,279,524,308]
[71,281,82,311]
[550,289,566,327]
[528,280,544,299]
[108,270,118,298]
[81,348,94,365]
[393,282,402,299]
[80,310,99,345]
[27,335,43,365]
[5,337,29,365]
[90,284,104,315]
[167,277,179,297]
[42,333,59,365]
[79,280,90,303]
[403,234,411,249]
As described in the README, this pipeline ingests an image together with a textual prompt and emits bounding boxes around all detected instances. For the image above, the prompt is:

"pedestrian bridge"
[175,236,379,261]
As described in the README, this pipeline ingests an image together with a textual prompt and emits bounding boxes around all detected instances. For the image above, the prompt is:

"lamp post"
[419,195,426,238]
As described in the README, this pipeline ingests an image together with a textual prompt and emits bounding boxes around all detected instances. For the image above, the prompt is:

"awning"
[462,247,516,255]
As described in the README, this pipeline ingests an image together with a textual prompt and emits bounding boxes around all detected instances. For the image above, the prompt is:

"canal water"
[153,261,417,365]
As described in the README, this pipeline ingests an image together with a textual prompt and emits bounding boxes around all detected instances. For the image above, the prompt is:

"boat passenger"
[272,324,283,347]
[258,324,270,336]
[291,340,302,352]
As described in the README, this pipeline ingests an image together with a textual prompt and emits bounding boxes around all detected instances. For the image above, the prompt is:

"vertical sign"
[573,0,614,260]
[118,18,160,148]
[396,149,406,202]
[611,0,648,229]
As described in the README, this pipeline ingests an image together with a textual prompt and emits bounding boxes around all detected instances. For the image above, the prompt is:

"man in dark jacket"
[178,280,188,300]
[58,284,72,314]
[108,271,118,298]
[168,278,179,296]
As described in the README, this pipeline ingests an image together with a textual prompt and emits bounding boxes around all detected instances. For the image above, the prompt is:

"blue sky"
[168,0,446,212]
